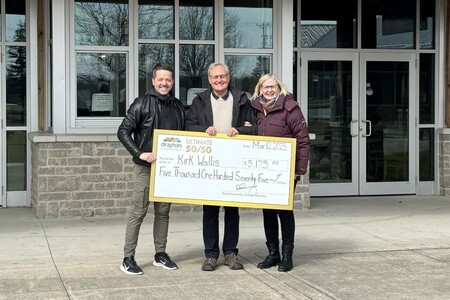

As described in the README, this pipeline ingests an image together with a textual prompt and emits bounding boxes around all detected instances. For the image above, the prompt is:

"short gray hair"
[207,62,230,77]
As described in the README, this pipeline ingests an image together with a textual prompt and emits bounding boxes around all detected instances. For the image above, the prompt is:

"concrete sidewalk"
[1,196,450,300]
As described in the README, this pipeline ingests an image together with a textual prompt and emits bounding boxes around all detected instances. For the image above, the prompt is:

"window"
[138,0,174,39]
[6,1,26,42]
[300,0,357,48]
[419,128,434,181]
[73,0,129,122]
[138,0,215,106]
[76,52,127,117]
[179,44,214,105]
[3,0,27,193]
[6,46,27,126]
[72,0,278,129]
[75,1,129,46]
[224,0,273,49]
[361,0,415,49]
[420,0,435,49]
[138,44,175,96]
[224,0,274,95]
[419,54,435,124]
[225,54,270,96]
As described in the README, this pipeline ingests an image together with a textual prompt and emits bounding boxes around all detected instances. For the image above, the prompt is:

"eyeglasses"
[209,73,229,80]
[261,84,279,91]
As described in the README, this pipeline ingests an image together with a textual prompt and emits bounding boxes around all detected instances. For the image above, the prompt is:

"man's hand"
[139,152,156,163]
[206,126,217,136]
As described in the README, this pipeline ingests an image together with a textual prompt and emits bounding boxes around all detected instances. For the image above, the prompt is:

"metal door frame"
[0,46,4,207]
[359,52,416,195]
[301,52,360,196]
[302,52,416,196]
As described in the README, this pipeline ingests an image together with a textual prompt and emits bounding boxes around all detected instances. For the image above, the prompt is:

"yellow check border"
[149,129,297,210]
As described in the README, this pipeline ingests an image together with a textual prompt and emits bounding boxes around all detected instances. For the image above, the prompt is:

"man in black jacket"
[186,62,255,271]
[117,62,185,275]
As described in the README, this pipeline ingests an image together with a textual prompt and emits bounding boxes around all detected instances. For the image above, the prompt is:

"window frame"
[69,0,133,133]
[68,0,280,133]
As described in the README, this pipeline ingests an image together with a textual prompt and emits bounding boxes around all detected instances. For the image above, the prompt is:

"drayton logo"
[160,137,183,150]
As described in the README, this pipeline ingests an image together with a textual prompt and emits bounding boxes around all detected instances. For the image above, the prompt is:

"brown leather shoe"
[224,253,243,270]
[202,258,218,271]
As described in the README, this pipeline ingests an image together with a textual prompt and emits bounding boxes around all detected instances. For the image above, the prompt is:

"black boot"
[257,242,280,269]
[278,244,294,272]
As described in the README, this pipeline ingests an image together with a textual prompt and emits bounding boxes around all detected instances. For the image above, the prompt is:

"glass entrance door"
[302,53,359,196]
[360,53,415,195]
[304,53,415,196]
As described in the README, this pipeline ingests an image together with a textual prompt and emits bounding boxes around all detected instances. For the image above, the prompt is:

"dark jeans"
[203,205,239,259]
[262,209,295,246]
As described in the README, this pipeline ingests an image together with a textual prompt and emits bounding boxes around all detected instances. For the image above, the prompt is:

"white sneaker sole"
[153,260,178,270]
[120,264,144,275]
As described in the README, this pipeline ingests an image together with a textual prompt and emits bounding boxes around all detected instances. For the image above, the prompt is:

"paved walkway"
[1,195,450,299]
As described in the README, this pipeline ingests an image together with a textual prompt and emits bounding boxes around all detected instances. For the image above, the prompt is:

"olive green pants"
[123,164,171,257]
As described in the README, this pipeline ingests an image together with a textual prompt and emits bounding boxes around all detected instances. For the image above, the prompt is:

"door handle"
[361,120,372,137]
[350,120,358,137]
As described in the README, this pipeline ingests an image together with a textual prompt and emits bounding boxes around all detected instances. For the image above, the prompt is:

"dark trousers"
[203,205,240,259]
[262,209,295,246]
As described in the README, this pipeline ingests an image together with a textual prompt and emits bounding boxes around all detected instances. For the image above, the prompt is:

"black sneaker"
[153,252,178,270]
[120,256,144,275]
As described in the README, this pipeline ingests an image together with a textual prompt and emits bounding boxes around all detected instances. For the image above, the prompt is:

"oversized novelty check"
[149,129,297,210]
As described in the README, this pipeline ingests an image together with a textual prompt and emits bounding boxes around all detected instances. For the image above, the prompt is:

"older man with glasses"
[185,62,256,271]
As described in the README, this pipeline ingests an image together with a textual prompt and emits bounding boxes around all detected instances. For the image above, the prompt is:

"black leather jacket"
[117,88,186,167]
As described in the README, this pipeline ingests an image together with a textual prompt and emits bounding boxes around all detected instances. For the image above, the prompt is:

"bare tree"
[75,2,128,46]
[138,4,173,39]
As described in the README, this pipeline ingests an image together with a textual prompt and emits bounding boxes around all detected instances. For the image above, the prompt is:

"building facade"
[0,0,449,217]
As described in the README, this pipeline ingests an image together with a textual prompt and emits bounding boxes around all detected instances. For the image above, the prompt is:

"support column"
[446,0,450,126]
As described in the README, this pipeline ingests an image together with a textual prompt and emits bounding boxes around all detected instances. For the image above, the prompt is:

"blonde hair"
[252,73,290,100]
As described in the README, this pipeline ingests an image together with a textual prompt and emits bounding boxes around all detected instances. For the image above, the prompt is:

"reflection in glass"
[419,54,435,124]
[138,44,174,96]
[180,0,214,40]
[301,0,357,48]
[419,128,434,181]
[362,0,415,49]
[307,61,352,183]
[225,55,270,97]
[75,0,128,46]
[7,131,27,191]
[76,53,127,117]
[366,61,409,182]
[420,0,435,49]
[224,0,273,49]
[139,0,174,39]
[6,46,27,126]
[6,0,26,42]
[179,44,214,106]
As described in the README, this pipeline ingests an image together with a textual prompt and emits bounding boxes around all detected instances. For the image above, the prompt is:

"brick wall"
[29,132,310,218]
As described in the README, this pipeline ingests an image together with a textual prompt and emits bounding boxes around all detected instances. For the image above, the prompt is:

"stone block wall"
[29,132,310,218]
[439,129,450,195]
[30,133,135,218]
